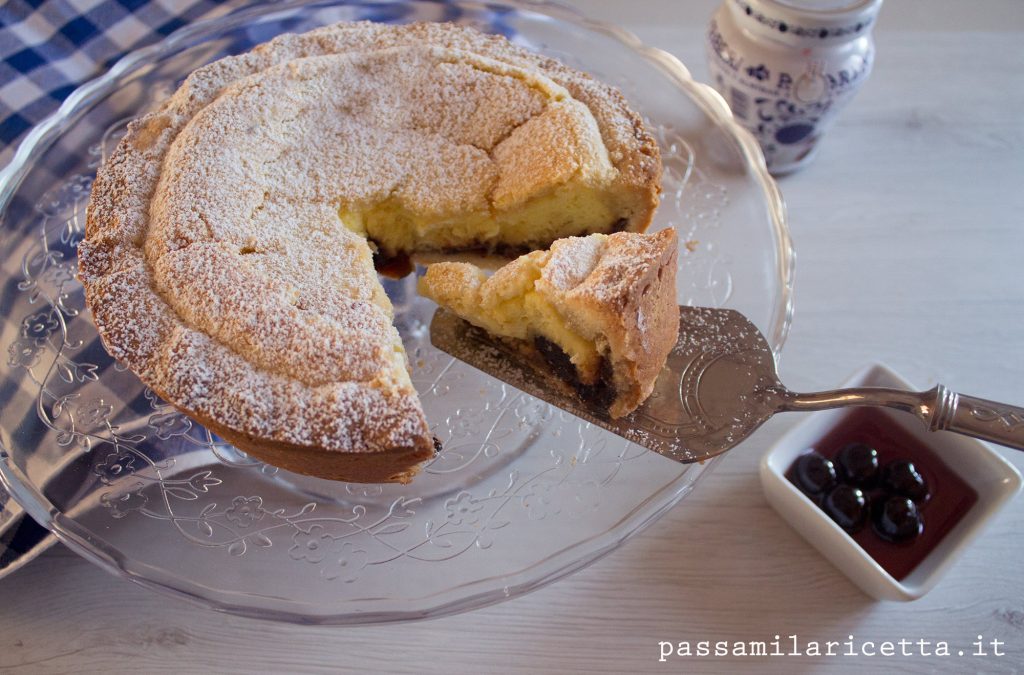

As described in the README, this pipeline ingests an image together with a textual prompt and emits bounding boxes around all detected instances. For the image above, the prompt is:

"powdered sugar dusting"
[543,233,608,290]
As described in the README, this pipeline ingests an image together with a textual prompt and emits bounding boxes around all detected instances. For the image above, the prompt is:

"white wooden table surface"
[2,1,1023,672]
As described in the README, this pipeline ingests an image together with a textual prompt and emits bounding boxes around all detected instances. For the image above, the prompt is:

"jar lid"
[727,0,883,46]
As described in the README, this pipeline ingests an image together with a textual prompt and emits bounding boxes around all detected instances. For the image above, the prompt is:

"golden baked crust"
[419,230,680,418]
[78,21,663,482]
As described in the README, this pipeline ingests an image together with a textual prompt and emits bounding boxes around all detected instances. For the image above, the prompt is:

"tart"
[419,230,679,418]
[77,21,663,483]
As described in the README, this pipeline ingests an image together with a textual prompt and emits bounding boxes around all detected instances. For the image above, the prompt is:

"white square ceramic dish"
[760,362,1022,601]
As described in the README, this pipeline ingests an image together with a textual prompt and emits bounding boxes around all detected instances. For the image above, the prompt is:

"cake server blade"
[429,306,1024,463]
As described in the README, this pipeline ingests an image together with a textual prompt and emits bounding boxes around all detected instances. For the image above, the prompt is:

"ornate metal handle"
[926,385,1024,450]
[778,385,1024,451]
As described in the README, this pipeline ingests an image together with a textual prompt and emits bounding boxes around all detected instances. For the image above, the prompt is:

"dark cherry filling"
[370,217,631,280]
[533,336,617,410]
[374,250,414,279]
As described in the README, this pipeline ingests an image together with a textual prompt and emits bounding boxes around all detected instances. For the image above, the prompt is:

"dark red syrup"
[786,407,978,581]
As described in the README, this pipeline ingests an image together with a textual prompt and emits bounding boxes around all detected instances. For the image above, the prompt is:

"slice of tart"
[419,229,680,418]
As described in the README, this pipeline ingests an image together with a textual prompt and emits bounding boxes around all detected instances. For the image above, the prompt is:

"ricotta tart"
[78,21,663,483]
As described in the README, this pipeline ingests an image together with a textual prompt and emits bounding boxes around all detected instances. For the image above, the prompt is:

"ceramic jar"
[706,0,883,174]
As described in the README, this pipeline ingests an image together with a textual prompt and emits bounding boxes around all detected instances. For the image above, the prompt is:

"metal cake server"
[430,306,1024,463]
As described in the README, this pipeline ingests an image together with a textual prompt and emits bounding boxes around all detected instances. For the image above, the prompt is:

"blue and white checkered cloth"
[0,0,251,578]
[0,0,249,166]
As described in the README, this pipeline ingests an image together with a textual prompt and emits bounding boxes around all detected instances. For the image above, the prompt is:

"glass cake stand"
[0,0,793,624]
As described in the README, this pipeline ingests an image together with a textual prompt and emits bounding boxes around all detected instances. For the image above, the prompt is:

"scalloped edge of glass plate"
[0,0,794,624]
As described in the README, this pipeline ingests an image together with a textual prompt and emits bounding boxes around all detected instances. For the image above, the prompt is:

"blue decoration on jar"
[746,64,770,81]
[775,123,815,145]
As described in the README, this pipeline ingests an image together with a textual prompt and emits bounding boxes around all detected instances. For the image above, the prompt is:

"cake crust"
[78,22,663,482]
